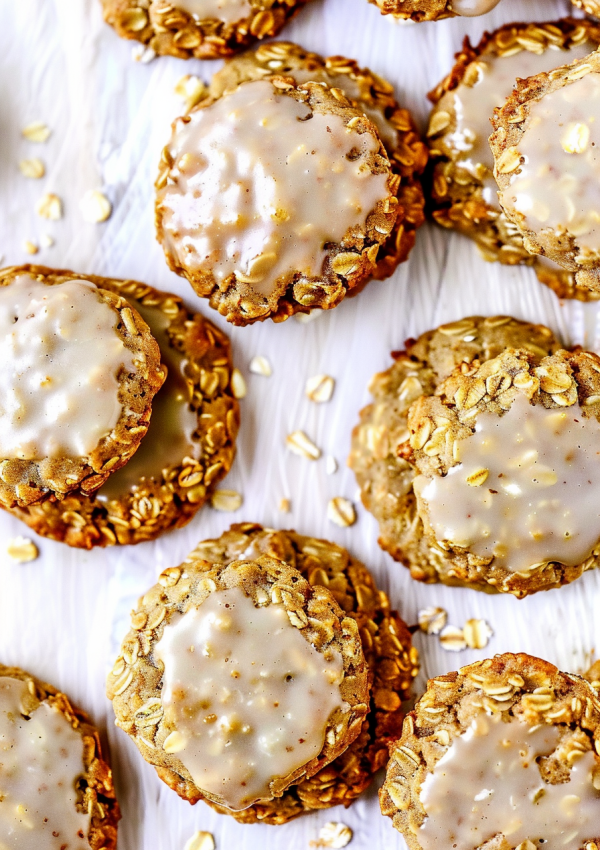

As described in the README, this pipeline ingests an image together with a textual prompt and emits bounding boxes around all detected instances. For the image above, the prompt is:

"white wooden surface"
[1,0,600,847]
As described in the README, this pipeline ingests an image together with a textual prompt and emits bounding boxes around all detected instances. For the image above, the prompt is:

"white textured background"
[1,0,600,847]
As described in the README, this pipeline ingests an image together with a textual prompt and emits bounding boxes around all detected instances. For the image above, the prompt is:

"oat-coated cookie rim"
[380,652,600,849]
[490,50,600,294]
[100,0,311,60]
[107,556,370,810]
[0,663,120,850]
[7,271,240,548]
[426,18,600,301]
[182,523,418,823]
[408,347,600,595]
[0,264,165,510]
[347,315,562,596]
[155,77,401,326]
[209,41,428,282]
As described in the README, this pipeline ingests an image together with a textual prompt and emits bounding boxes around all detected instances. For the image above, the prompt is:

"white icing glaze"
[0,676,90,850]
[500,71,600,255]
[96,302,199,500]
[158,79,389,299]
[166,0,252,25]
[0,274,136,460]
[154,586,345,810]
[419,712,600,850]
[450,0,501,17]
[414,394,600,573]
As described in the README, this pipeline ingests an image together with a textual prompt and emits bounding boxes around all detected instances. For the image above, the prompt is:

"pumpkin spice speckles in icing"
[414,394,600,571]
[0,677,90,849]
[167,0,253,24]
[158,80,389,299]
[0,275,135,459]
[418,712,600,850]
[154,587,345,810]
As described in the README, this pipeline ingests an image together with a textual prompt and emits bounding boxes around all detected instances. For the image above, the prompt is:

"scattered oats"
[286,430,321,460]
[463,618,493,650]
[24,240,38,255]
[19,157,45,179]
[249,355,272,377]
[132,44,156,63]
[294,309,321,323]
[279,497,291,513]
[175,74,208,111]
[315,822,353,849]
[211,489,243,512]
[439,625,467,652]
[36,192,62,220]
[80,190,112,223]
[184,831,215,850]
[40,234,54,248]
[230,368,247,399]
[7,537,39,563]
[22,121,51,143]
[325,455,338,475]
[327,497,357,528]
[418,606,447,635]
[306,374,335,403]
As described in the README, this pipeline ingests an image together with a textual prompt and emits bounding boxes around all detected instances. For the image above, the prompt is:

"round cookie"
[348,315,560,593]
[427,19,600,300]
[0,664,120,850]
[8,274,240,547]
[491,50,600,295]
[381,653,600,850]
[209,42,428,280]
[100,0,310,60]
[0,265,164,509]
[107,556,370,812]
[155,78,401,326]
[185,523,418,823]
[407,347,600,596]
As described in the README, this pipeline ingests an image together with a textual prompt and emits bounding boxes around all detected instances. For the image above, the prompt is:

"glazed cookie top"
[0,267,164,508]
[409,348,600,576]
[108,557,368,809]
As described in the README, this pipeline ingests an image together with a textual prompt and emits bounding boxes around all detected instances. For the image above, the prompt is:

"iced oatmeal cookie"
[9,275,239,548]
[107,557,369,812]
[348,315,560,594]
[0,664,120,850]
[381,653,600,850]
[491,49,600,294]
[408,347,600,595]
[0,266,164,509]
[427,18,600,300]
[100,0,310,60]
[185,523,418,823]
[155,78,401,325]
[210,42,427,280]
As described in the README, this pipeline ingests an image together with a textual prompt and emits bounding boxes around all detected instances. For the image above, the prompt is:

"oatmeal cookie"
[408,347,600,595]
[8,276,239,547]
[491,50,600,294]
[155,78,401,326]
[184,523,418,823]
[381,652,600,850]
[0,664,120,850]
[427,19,600,300]
[210,42,427,280]
[366,0,506,22]
[348,315,560,593]
[100,0,310,60]
[107,556,369,812]
[0,265,164,509]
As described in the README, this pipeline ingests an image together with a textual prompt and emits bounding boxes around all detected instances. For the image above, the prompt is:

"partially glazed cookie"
[155,78,400,325]
[107,557,369,811]
[408,347,600,595]
[491,50,600,294]
[427,19,600,300]
[185,523,418,823]
[348,315,560,594]
[0,664,120,850]
[210,42,427,280]
[100,0,310,60]
[381,653,600,849]
[0,266,164,509]
[9,274,240,547]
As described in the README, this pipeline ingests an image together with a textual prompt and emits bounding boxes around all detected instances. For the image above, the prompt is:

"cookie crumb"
[306,374,335,403]
[327,497,356,528]
[463,618,493,650]
[184,831,215,850]
[24,240,38,255]
[211,489,243,512]
[132,44,156,64]
[231,368,247,399]
[439,625,467,652]
[22,122,51,143]
[40,234,54,248]
[278,497,291,513]
[418,606,447,635]
[325,455,338,475]
[286,431,321,460]
[81,190,112,223]
[175,74,208,112]
[19,158,45,179]
[36,193,62,220]
[7,537,39,563]
[249,355,272,377]
[313,822,353,848]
